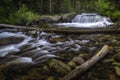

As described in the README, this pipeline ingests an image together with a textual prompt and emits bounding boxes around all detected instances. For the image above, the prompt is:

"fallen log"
[60,45,109,80]
[0,23,120,34]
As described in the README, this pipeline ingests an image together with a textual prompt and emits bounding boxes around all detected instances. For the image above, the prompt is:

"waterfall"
[72,13,104,23]
[56,13,113,28]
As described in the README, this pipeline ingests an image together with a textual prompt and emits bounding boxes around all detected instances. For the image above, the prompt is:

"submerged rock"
[48,59,71,75]
[49,37,65,43]
[0,36,24,47]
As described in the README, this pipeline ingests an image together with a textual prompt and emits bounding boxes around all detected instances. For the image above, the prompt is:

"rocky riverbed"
[0,29,120,80]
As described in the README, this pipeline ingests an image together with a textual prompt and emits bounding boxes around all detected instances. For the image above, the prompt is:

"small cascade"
[56,13,113,28]
[0,30,92,65]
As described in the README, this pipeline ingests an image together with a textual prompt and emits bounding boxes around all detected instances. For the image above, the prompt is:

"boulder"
[36,15,61,24]
[27,13,77,26]
[67,61,77,69]
[72,56,85,65]
[59,13,76,22]
[48,59,71,75]
[0,36,24,47]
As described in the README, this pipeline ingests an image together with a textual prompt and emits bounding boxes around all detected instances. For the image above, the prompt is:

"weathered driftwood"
[0,23,120,34]
[60,45,109,80]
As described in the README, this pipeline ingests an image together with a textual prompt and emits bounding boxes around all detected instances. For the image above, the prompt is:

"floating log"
[0,23,120,34]
[60,45,109,80]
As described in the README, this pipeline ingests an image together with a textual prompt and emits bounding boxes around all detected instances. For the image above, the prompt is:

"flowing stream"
[56,13,113,28]
[0,29,93,65]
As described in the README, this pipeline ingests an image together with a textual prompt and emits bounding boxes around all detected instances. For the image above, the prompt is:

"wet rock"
[78,53,88,60]
[112,62,120,67]
[115,41,120,46]
[43,65,50,72]
[111,39,117,44]
[67,61,77,69]
[104,35,111,38]
[114,53,120,62]
[116,49,120,53]
[73,56,85,65]
[0,36,24,47]
[80,46,90,53]
[50,37,65,43]
[115,67,120,77]
[60,13,76,22]
[19,43,34,51]
[48,59,71,75]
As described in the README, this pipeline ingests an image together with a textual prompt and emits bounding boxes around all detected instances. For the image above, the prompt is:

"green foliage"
[95,0,115,15]
[1,0,120,24]
[9,5,40,24]
[62,0,74,13]
[112,11,120,21]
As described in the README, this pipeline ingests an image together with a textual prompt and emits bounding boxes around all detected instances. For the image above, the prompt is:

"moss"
[48,59,71,75]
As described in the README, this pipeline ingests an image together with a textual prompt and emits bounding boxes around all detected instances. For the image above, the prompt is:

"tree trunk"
[49,0,52,14]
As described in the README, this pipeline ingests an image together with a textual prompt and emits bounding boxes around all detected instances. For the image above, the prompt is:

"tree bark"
[49,0,52,14]
[0,23,120,34]
[60,45,109,80]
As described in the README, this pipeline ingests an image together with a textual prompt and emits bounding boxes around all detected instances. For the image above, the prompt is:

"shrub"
[95,0,115,15]
[112,11,120,22]
[9,5,40,25]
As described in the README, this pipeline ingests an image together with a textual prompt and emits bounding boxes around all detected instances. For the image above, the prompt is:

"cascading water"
[0,29,93,65]
[56,13,113,28]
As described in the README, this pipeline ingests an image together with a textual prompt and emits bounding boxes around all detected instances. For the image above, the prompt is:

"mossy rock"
[0,36,24,46]
[67,61,77,69]
[116,49,120,53]
[72,56,85,65]
[48,59,71,75]
[115,41,120,46]
[50,37,65,43]
[114,53,120,62]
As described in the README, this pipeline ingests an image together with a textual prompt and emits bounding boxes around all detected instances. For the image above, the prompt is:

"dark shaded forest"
[0,0,120,24]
